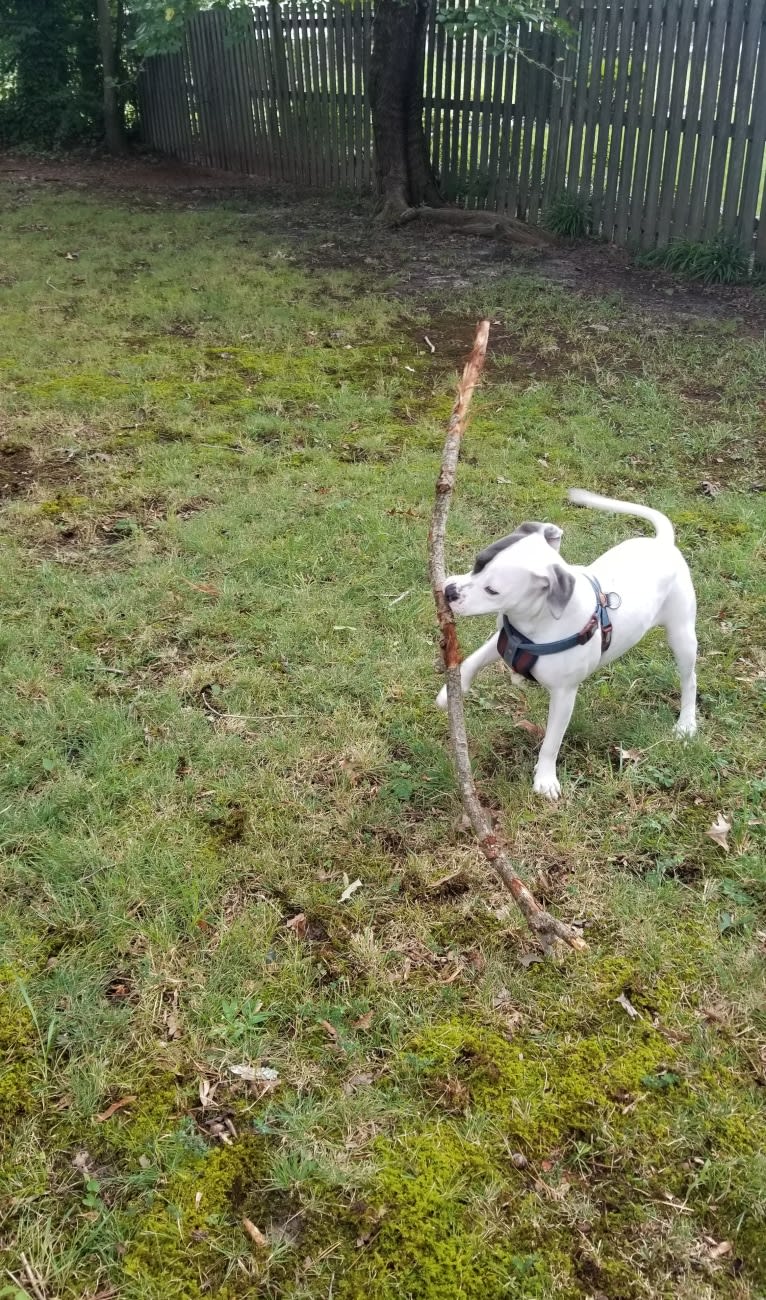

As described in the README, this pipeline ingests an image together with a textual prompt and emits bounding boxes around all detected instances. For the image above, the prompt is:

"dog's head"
[444,521,575,619]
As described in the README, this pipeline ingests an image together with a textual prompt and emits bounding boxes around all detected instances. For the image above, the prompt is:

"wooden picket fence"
[139,0,766,257]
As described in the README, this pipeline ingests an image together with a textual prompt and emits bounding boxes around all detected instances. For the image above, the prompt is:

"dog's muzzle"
[444,582,459,604]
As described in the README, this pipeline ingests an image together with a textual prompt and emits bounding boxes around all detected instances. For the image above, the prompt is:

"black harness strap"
[497,575,617,682]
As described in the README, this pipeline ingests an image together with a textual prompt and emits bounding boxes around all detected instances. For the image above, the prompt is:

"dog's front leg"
[533,686,578,800]
[435,634,500,710]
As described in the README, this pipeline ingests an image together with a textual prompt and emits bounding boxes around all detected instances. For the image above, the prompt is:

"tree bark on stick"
[428,320,587,956]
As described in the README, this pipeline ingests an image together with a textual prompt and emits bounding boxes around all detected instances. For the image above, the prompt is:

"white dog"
[436,489,697,799]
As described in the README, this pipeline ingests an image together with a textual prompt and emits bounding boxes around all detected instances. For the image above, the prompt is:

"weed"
[544,191,591,239]
[640,232,752,285]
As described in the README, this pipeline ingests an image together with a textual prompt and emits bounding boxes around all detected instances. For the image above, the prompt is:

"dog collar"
[497,575,617,682]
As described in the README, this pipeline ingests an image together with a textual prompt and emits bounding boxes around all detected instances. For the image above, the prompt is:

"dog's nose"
[444,582,459,603]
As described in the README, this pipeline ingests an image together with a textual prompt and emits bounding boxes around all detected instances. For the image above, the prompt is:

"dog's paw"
[435,686,448,711]
[673,718,697,739]
[533,770,561,800]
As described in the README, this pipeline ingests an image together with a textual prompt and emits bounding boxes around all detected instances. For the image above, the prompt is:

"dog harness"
[497,575,619,682]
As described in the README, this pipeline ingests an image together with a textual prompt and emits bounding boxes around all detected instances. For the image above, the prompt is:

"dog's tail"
[567,488,675,545]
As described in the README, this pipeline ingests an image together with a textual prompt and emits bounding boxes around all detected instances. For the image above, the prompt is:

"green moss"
[0,968,37,1131]
[122,1135,272,1299]
[95,1078,182,1164]
[410,1019,672,1155]
[340,1125,578,1300]
[38,492,89,517]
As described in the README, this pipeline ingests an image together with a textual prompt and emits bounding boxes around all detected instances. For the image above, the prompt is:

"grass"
[0,175,765,1300]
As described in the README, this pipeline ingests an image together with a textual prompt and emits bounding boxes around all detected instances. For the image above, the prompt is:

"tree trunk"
[96,0,126,154]
[369,0,441,221]
[368,0,553,248]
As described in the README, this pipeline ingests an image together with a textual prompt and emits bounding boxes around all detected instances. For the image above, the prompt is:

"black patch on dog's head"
[472,521,556,574]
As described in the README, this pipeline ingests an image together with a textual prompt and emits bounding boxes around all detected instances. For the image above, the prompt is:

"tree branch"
[394,205,554,247]
[428,320,587,956]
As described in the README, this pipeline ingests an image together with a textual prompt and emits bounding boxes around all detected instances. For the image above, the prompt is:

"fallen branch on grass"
[427,320,587,957]
[393,204,554,248]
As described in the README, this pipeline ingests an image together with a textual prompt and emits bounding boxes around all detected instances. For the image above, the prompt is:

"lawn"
[0,172,765,1300]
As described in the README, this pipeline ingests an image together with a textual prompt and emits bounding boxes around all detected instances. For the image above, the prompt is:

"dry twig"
[428,320,587,956]
[20,1254,48,1300]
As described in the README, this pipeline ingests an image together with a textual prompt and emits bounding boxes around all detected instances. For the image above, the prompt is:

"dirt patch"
[0,443,83,501]
[400,314,616,385]
[0,445,37,499]
[4,152,766,335]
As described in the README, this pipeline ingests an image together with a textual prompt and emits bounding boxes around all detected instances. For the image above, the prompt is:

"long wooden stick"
[428,320,587,956]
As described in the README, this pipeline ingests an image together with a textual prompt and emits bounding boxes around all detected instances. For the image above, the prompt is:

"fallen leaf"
[165,1010,181,1040]
[708,1239,732,1260]
[285,912,308,938]
[518,953,544,968]
[319,1019,340,1043]
[706,813,732,853]
[243,1217,269,1249]
[181,578,220,597]
[616,992,641,1020]
[94,1095,136,1123]
[343,1072,374,1094]
[339,878,362,903]
[352,1010,374,1031]
[515,718,546,740]
[229,1064,280,1084]
[199,1078,218,1109]
[613,745,642,766]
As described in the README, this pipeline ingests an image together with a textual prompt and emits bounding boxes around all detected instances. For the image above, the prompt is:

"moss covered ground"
[0,172,765,1299]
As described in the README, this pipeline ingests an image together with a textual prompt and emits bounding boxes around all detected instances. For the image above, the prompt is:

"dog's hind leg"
[662,587,698,737]
[436,633,500,710]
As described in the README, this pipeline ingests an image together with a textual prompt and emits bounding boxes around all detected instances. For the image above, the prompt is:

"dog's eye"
[484,585,499,595]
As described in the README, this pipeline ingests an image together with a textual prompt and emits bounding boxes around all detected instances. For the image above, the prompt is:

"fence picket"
[703,0,747,237]
[590,0,625,234]
[566,0,596,197]
[686,0,730,238]
[615,0,652,244]
[666,0,714,241]
[602,1,638,241]
[737,9,766,249]
[578,0,609,201]
[722,0,766,232]
[528,29,553,221]
[627,0,666,244]
[136,0,766,262]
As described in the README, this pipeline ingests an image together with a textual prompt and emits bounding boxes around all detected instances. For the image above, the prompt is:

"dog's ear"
[543,524,563,552]
[540,564,575,618]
